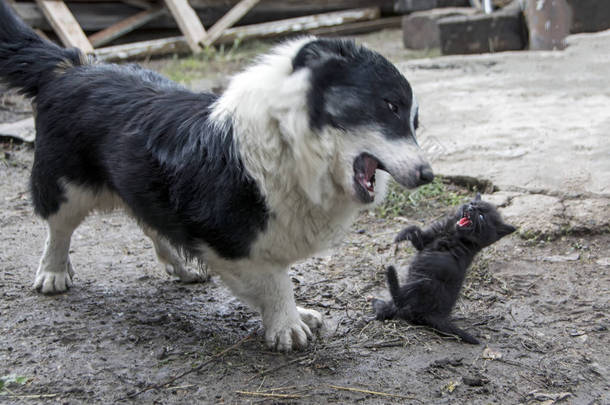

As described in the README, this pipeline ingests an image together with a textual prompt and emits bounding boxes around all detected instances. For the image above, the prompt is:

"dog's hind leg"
[143,228,208,283]
[218,265,322,351]
[33,186,91,294]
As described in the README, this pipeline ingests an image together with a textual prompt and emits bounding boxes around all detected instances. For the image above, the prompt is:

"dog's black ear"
[292,39,353,71]
[497,223,516,237]
[474,192,482,202]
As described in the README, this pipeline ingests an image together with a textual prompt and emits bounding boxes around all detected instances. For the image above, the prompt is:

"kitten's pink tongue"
[458,217,471,227]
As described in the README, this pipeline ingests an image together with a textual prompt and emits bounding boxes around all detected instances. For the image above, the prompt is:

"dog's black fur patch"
[293,38,418,142]
[373,194,516,344]
[0,1,268,259]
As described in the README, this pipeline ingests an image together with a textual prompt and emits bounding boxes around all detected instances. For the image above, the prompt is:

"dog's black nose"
[417,164,434,185]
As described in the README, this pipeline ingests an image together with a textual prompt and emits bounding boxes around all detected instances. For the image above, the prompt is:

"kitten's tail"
[386,266,404,307]
[422,316,480,345]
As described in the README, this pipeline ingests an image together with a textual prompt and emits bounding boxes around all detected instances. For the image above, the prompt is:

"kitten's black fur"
[372,194,516,344]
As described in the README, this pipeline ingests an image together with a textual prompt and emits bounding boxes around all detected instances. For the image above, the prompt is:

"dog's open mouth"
[353,153,386,203]
[457,212,472,228]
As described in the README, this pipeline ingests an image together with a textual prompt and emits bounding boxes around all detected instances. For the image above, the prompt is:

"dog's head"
[291,38,433,204]
[213,37,433,206]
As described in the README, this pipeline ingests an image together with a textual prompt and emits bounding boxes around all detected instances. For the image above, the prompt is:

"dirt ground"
[1,29,608,404]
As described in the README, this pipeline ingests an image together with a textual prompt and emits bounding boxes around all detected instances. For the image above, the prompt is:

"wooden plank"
[88,6,166,48]
[218,7,380,43]
[203,0,261,47]
[15,1,393,32]
[95,7,381,61]
[35,0,93,52]
[163,0,205,53]
[95,35,189,61]
[310,15,402,36]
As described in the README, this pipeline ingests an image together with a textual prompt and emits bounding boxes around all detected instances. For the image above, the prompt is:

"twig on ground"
[329,385,422,402]
[120,332,254,400]
[236,390,304,399]
[3,393,59,399]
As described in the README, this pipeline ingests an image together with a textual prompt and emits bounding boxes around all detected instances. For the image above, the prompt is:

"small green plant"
[377,176,468,219]
[0,374,29,394]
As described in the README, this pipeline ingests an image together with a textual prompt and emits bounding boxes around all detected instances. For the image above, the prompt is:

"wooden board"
[35,0,93,52]
[310,15,401,36]
[15,1,393,32]
[203,0,261,47]
[218,7,380,43]
[163,0,205,53]
[96,7,381,61]
[88,6,166,47]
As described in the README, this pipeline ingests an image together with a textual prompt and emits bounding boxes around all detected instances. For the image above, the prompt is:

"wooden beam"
[95,35,189,61]
[88,6,166,48]
[310,15,402,36]
[218,7,380,44]
[95,7,381,61]
[35,0,93,53]
[202,0,261,47]
[163,0,205,53]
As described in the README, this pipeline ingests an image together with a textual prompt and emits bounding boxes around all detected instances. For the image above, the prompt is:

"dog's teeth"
[366,181,372,188]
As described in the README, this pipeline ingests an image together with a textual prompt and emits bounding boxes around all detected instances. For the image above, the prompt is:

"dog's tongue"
[457,217,471,227]
[364,156,378,182]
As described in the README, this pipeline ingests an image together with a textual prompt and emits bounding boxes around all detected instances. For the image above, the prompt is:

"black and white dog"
[0,1,433,351]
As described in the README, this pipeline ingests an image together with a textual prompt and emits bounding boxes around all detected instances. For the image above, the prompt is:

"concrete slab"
[500,194,563,238]
[402,30,610,196]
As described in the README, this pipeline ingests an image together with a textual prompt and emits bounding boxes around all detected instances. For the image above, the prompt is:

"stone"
[438,6,526,55]
[567,0,610,33]
[564,198,610,234]
[402,7,478,49]
[524,0,571,50]
[480,191,520,208]
[499,194,563,238]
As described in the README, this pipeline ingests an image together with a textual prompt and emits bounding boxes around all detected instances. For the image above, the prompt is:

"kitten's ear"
[497,223,516,237]
[474,193,482,202]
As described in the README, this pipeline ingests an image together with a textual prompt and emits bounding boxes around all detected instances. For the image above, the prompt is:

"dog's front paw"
[265,313,315,352]
[33,268,72,294]
[297,306,323,331]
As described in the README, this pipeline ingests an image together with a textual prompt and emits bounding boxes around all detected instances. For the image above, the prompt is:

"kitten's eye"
[386,100,399,116]
[479,214,484,220]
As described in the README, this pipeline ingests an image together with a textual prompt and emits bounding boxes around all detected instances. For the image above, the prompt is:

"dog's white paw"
[265,308,323,351]
[33,268,72,294]
[164,262,208,283]
[297,306,323,331]
[265,314,313,352]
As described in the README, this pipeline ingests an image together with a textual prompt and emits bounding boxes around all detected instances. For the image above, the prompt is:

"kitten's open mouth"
[457,212,472,228]
[353,153,387,203]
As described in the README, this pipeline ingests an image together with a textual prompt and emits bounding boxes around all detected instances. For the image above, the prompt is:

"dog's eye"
[386,100,399,115]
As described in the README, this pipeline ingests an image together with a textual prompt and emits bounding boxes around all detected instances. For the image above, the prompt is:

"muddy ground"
[1,30,608,404]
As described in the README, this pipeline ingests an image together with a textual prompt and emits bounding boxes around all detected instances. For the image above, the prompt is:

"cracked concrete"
[402,30,610,238]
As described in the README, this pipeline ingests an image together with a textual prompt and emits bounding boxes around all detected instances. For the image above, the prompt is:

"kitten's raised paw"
[395,225,424,250]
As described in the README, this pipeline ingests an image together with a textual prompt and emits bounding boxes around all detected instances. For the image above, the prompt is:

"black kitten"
[372,194,516,344]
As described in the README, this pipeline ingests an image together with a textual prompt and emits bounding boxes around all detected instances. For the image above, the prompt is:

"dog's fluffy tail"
[0,0,86,98]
